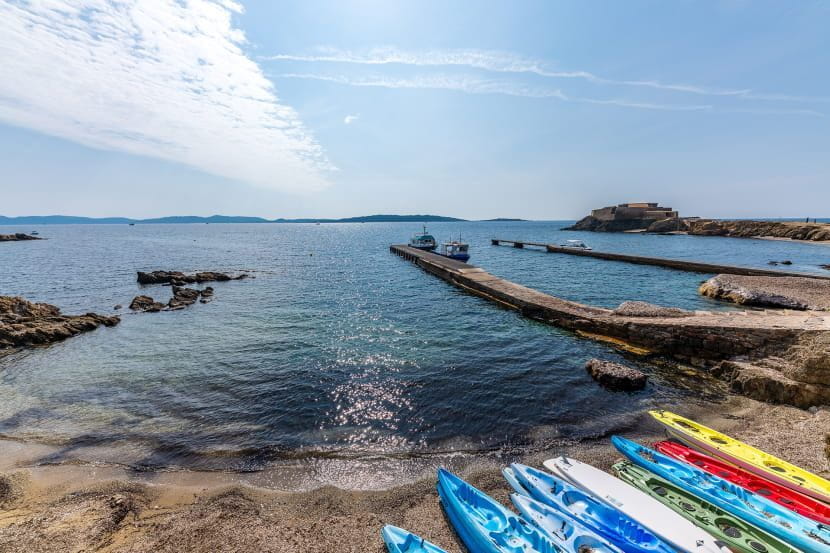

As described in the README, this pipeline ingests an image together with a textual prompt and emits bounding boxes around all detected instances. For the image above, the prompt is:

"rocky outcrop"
[129,295,165,312]
[699,274,830,310]
[0,296,119,349]
[564,216,656,233]
[137,270,247,285]
[613,301,692,318]
[646,218,689,233]
[168,286,200,310]
[585,359,647,391]
[688,220,830,241]
[0,233,41,241]
[714,360,830,409]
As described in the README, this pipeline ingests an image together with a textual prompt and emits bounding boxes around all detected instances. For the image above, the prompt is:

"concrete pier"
[491,239,830,279]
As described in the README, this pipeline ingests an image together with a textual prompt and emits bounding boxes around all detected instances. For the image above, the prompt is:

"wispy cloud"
[0,0,332,192]
[343,114,360,125]
[275,73,713,112]
[264,47,755,99]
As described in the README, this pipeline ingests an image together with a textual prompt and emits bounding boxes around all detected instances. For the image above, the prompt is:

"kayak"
[436,468,563,553]
[382,525,449,553]
[613,461,802,553]
[506,464,674,553]
[510,493,623,553]
[542,456,728,553]
[655,440,830,525]
[612,436,830,553]
[649,410,830,505]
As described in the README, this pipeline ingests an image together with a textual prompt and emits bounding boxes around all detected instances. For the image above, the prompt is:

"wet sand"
[1,399,828,553]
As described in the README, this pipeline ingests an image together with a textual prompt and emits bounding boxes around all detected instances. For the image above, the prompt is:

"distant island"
[0,214,470,225]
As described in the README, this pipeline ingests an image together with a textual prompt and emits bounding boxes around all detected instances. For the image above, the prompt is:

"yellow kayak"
[649,409,830,505]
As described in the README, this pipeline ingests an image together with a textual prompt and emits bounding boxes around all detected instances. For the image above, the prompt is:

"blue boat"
[409,226,437,251]
[505,464,675,553]
[612,436,830,553]
[435,240,470,262]
[510,493,624,553]
[381,525,449,553]
[436,468,563,553]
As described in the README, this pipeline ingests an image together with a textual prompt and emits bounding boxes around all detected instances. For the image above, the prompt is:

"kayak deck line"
[389,245,830,397]
[491,238,830,280]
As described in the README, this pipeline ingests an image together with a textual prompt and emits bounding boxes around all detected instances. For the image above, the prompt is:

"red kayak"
[654,440,830,525]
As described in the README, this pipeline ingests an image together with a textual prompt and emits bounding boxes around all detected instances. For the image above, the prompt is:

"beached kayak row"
[490,238,830,280]
[381,410,830,553]
[390,244,830,407]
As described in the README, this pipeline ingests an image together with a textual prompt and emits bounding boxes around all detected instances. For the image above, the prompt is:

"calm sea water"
[1,222,828,477]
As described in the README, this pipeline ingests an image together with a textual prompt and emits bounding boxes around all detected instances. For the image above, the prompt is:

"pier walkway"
[390,244,830,361]
[490,238,830,280]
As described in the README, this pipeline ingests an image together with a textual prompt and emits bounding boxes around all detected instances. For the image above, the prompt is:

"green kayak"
[612,461,802,553]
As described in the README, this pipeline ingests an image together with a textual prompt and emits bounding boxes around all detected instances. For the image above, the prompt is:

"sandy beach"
[1,398,827,553]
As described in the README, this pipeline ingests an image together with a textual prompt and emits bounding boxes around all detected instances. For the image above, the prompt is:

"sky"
[0,0,828,220]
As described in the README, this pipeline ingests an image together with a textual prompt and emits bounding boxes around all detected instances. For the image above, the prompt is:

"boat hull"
[381,525,449,553]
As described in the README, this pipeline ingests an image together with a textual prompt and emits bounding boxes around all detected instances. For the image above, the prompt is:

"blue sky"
[1,0,828,219]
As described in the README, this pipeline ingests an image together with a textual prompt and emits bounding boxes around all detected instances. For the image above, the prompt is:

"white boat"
[543,456,728,553]
[409,226,437,251]
[436,240,470,262]
[560,239,591,250]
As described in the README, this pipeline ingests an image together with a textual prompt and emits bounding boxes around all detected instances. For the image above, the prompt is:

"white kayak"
[543,456,729,553]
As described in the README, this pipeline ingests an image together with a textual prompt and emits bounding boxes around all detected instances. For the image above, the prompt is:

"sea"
[1,221,828,488]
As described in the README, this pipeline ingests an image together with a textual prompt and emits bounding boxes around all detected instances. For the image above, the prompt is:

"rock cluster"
[137,270,247,285]
[0,233,41,241]
[687,219,830,241]
[585,358,648,391]
[646,218,690,233]
[699,274,830,311]
[0,296,119,349]
[129,295,165,312]
[130,286,215,312]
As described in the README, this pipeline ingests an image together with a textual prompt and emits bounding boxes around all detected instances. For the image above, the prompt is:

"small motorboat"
[436,240,470,262]
[560,239,591,250]
[30,230,39,235]
[409,226,437,251]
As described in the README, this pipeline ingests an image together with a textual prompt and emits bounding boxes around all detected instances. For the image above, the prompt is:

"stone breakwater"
[0,296,119,349]
[391,245,830,408]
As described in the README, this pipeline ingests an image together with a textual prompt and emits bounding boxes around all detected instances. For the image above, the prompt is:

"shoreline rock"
[0,233,41,242]
[688,219,830,241]
[0,296,119,349]
[699,274,830,311]
[585,358,648,391]
[137,270,248,285]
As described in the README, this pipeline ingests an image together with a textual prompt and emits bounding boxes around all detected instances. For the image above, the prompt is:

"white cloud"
[343,114,359,125]
[264,47,751,98]
[0,0,332,193]
[276,73,712,112]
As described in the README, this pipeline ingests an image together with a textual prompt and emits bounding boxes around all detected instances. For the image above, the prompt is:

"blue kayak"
[436,468,563,553]
[510,492,624,553]
[381,525,449,553]
[506,464,676,553]
[612,436,830,553]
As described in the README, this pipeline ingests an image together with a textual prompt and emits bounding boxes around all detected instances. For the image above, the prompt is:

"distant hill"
[0,214,467,225]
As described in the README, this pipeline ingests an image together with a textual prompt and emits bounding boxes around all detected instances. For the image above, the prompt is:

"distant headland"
[0,214,476,225]
[565,202,830,242]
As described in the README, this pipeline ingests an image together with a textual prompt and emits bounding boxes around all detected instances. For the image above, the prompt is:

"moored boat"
[649,410,830,505]
[506,463,673,553]
[409,226,437,251]
[613,460,802,553]
[612,435,830,553]
[436,468,563,553]
[559,239,591,250]
[381,525,449,553]
[543,456,729,553]
[655,440,830,525]
[436,240,470,262]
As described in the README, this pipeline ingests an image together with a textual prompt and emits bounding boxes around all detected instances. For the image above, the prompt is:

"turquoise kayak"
[510,492,624,553]
[612,436,830,553]
[506,464,676,553]
[381,525,449,553]
[436,468,563,553]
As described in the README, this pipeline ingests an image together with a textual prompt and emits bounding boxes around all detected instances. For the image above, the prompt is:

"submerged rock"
[585,358,647,391]
[137,270,247,285]
[699,274,830,310]
[0,233,41,241]
[129,295,165,312]
[0,296,119,349]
